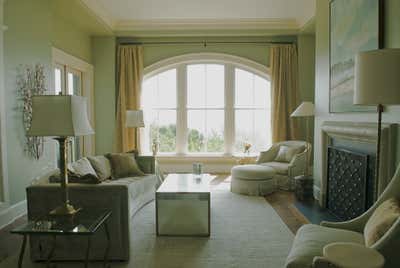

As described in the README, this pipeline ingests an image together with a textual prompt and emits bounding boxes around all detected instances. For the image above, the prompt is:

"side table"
[11,210,111,268]
[323,242,384,268]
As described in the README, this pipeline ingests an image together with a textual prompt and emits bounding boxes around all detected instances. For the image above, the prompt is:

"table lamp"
[126,110,145,154]
[27,95,94,215]
[291,101,315,176]
[354,49,400,197]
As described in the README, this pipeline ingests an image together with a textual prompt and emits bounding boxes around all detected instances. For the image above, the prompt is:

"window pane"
[188,64,224,108]
[187,110,206,152]
[142,76,157,108]
[157,110,176,153]
[187,65,206,108]
[235,68,253,107]
[254,75,270,108]
[254,110,271,151]
[157,69,176,108]
[206,110,224,152]
[206,64,224,108]
[145,110,176,154]
[54,68,62,95]
[235,110,253,152]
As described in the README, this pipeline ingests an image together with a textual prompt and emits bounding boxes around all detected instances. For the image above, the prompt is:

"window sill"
[147,153,258,164]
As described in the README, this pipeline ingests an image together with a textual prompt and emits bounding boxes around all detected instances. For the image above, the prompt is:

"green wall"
[92,37,116,155]
[93,35,315,156]
[314,0,400,195]
[3,0,94,205]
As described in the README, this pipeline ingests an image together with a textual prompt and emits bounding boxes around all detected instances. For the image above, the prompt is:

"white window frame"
[52,48,95,157]
[143,53,270,158]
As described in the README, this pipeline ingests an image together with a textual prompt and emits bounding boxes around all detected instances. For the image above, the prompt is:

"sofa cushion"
[87,155,112,181]
[106,153,145,179]
[364,198,400,247]
[285,224,364,268]
[261,161,289,175]
[68,157,98,178]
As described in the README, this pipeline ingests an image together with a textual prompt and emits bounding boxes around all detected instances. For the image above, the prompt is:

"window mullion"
[225,64,235,155]
[176,64,187,155]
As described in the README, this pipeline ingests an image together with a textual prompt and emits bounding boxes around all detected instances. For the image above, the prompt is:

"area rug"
[1,187,293,268]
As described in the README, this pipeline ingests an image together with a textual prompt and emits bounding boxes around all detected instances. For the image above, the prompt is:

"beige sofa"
[26,155,158,261]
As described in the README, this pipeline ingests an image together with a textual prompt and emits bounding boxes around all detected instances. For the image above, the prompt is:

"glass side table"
[11,210,111,268]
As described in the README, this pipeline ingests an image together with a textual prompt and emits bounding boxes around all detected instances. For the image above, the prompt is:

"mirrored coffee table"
[11,210,111,268]
[156,173,212,236]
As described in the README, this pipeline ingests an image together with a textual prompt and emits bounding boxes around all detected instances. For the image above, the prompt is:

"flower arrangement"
[243,142,252,154]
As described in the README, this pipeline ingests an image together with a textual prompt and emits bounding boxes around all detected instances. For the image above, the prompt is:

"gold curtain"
[115,45,144,153]
[270,44,300,143]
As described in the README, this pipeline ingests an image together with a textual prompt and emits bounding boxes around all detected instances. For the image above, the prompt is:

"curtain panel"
[115,45,144,153]
[270,44,300,143]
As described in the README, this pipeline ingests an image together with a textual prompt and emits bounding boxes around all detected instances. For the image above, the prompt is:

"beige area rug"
[1,187,293,268]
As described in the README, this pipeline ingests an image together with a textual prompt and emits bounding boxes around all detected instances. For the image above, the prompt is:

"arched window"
[141,53,271,156]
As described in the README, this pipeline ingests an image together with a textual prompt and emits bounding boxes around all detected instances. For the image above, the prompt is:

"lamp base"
[49,204,81,216]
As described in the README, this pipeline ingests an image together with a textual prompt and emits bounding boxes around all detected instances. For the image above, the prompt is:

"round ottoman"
[230,165,277,196]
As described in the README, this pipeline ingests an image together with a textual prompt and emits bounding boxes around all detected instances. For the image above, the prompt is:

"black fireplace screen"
[327,146,369,221]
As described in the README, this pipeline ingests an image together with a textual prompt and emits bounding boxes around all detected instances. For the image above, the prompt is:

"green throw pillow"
[106,153,145,179]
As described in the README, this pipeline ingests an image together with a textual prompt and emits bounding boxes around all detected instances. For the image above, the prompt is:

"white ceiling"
[81,0,315,34]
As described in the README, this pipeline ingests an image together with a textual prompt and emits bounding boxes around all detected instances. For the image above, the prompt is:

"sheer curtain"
[270,44,300,143]
[115,45,144,153]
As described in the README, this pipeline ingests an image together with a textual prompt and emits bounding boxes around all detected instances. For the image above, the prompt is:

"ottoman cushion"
[231,165,276,180]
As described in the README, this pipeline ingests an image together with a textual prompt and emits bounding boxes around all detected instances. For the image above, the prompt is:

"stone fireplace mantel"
[319,121,397,208]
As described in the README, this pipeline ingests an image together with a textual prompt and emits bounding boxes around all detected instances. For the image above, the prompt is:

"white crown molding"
[79,0,116,29]
[114,18,301,32]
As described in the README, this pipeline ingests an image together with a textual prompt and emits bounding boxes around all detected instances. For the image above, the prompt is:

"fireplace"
[318,121,397,209]
[327,146,371,220]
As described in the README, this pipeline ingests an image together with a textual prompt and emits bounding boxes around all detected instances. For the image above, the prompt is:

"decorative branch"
[17,64,46,160]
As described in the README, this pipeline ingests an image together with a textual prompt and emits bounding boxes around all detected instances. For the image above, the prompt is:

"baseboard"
[313,185,320,201]
[0,200,27,229]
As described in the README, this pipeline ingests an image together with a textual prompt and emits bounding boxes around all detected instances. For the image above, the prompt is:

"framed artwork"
[329,0,384,113]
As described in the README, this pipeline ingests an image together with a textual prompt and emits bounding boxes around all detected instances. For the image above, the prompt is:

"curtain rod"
[118,41,294,46]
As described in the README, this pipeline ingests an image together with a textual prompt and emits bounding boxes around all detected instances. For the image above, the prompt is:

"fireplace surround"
[319,121,397,208]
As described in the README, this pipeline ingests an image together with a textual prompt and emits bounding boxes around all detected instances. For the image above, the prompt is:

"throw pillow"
[106,153,145,179]
[87,155,112,181]
[274,146,297,163]
[364,198,400,246]
[67,157,98,178]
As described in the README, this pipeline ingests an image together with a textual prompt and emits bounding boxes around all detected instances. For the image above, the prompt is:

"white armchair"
[257,140,311,190]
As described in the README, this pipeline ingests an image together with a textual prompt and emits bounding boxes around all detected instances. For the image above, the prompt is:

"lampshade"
[27,95,94,137]
[354,49,400,105]
[291,102,315,117]
[126,110,145,128]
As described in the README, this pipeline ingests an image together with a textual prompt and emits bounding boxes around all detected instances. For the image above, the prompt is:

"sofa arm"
[26,184,130,261]
[136,155,155,174]
[288,151,307,177]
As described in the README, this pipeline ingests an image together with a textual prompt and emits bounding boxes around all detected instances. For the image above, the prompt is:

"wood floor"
[0,174,310,264]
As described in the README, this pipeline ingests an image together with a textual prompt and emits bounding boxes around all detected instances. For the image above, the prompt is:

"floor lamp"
[126,110,145,154]
[354,49,400,198]
[291,101,315,177]
[27,95,94,215]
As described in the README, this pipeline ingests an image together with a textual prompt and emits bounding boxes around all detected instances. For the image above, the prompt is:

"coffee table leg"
[103,222,110,268]
[46,235,57,268]
[18,235,27,268]
[85,236,91,268]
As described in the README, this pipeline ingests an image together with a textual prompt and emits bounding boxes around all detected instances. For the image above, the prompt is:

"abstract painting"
[329,0,383,113]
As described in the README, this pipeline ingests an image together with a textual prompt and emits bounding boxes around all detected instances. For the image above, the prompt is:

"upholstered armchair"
[285,164,400,268]
[256,140,311,190]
